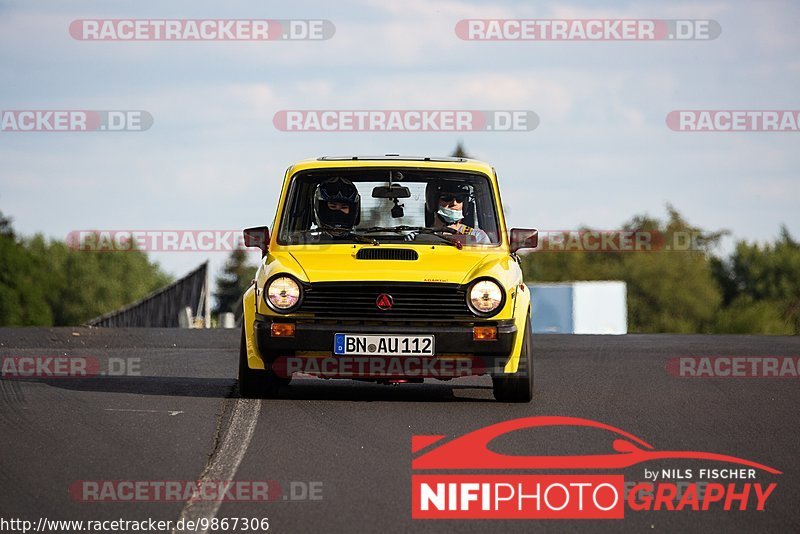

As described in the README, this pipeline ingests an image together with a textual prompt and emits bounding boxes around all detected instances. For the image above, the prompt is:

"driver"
[432,183,490,244]
[313,176,361,237]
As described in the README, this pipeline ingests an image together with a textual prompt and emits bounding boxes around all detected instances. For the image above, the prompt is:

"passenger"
[432,183,490,244]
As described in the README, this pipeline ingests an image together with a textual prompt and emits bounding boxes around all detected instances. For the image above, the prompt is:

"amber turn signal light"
[270,323,296,337]
[472,326,497,341]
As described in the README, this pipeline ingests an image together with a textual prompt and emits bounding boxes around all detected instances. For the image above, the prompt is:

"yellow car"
[240,155,538,402]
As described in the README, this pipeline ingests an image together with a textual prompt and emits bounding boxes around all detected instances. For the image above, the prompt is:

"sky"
[1,0,798,284]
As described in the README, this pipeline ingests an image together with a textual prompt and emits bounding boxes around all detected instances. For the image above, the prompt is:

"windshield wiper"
[359,225,420,234]
[415,227,463,249]
[294,229,379,245]
[357,226,462,249]
[347,232,380,245]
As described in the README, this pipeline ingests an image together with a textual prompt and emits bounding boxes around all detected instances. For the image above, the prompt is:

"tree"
[0,214,172,326]
[521,206,725,333]
[32,236,172,325]
[450,142,472,158]
[214,249,257,316]
[0,210,14,238]
[711,225,800,334]
[0,232,53,325]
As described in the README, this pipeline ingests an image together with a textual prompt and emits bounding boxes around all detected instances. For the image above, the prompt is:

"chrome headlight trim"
[466,277,505,317]
[264,274,303,313]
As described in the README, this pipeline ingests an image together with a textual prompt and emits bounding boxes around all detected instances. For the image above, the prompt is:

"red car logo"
[412,416,781,474]
[376,293,393,310]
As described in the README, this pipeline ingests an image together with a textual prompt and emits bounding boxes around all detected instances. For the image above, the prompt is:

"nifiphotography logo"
[411,416,780,519]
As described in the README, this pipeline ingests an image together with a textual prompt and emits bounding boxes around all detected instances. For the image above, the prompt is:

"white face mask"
[437,207,462,224]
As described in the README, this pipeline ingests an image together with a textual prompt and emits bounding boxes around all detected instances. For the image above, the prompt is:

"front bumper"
[253,316,517,377]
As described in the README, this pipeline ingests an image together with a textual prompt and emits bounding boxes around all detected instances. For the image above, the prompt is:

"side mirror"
[372,185,411,198]
[509,228,538,253]
[243,226,270,256]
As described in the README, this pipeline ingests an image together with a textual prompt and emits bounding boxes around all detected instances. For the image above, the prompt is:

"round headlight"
[468,279,504,315]
[266,276,301,311]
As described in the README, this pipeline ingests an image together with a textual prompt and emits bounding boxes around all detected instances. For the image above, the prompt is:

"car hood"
[286,246,495,285]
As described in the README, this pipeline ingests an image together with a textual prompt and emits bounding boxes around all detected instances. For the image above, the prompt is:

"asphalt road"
[0,328,798,533]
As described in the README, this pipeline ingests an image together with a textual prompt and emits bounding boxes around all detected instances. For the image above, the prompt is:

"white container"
[528,281,627,335]
[219,312,236,329]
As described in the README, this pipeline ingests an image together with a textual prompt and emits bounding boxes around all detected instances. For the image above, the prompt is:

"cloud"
[1,0,798,282]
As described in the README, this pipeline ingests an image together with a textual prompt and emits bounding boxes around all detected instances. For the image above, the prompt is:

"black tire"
[238,327,281,398]
[492,316,533,403]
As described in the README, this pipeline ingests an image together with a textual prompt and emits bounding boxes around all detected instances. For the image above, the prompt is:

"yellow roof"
[287,155,495,177]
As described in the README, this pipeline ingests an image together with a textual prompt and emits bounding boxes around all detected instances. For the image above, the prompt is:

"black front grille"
[356,248,418,261]
[300,282,472,319]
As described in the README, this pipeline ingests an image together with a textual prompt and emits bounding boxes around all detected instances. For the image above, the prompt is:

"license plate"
[333,334,435,356]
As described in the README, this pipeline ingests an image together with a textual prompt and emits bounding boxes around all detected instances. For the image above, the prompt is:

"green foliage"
[522,206,798,334]
[213,249,257,315]
[0,214,172,326]
[35,237,172,325]
[713,298,793,335]
[2,205,797,334]
[521,206,724,333]
[0,233,53,325]
[0,210,14,238]
[711,225,800,333]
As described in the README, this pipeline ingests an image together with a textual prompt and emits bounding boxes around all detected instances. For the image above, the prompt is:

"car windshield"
[277,169,501,246]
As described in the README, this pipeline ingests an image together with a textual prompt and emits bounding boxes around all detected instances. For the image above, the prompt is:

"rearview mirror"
[372,185,411,198]
[509,228,538,253]
[243,226,270,256]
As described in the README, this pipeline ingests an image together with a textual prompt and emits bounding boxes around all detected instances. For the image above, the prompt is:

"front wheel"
[238,326,281,398]
[492,316,533,403]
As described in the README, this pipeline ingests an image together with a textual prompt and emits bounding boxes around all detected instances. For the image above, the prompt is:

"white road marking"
[104,408,184,416]
[172,398,262,534]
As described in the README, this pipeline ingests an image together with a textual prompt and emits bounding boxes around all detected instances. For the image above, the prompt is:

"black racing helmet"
[314,176,361,230]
